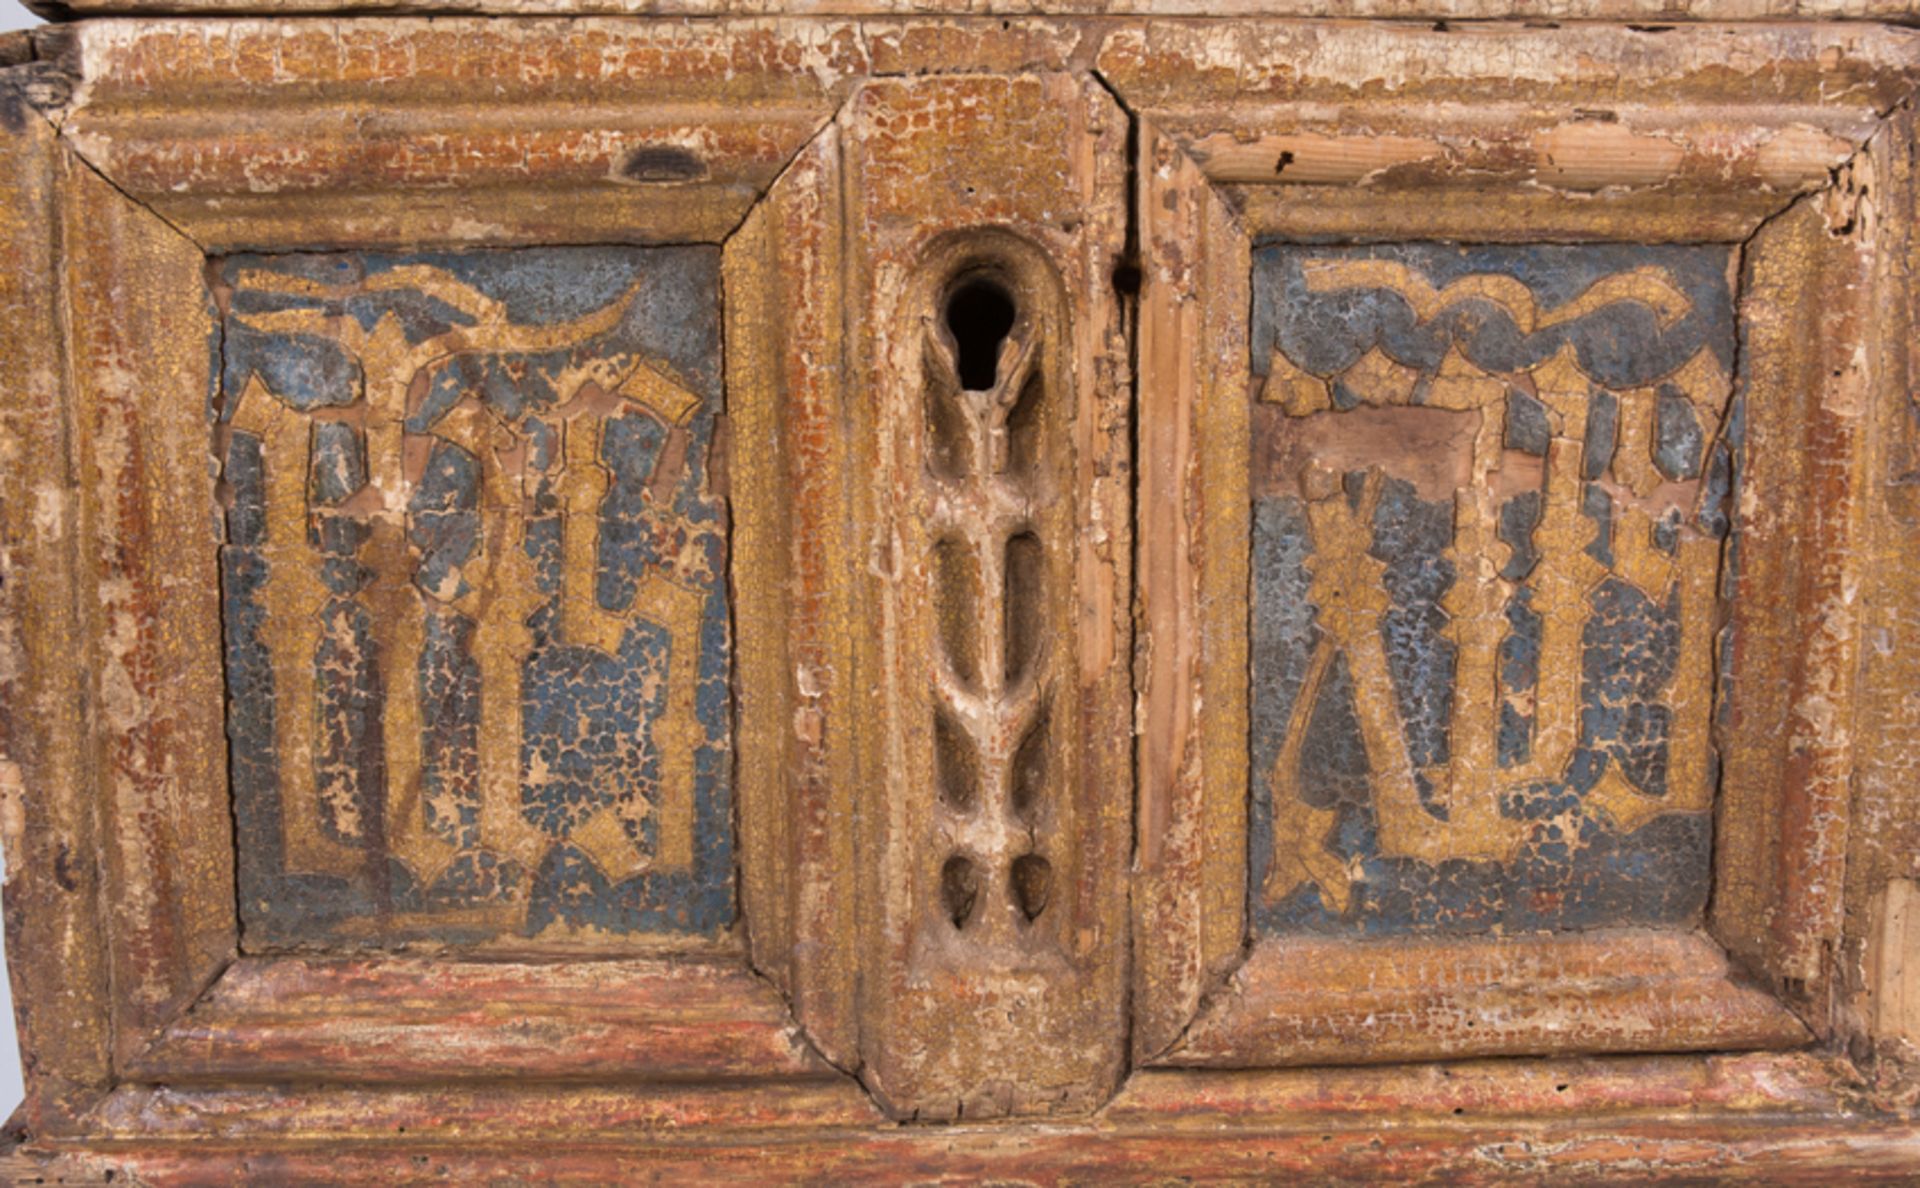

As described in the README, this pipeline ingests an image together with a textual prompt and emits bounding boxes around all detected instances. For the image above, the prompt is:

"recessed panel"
[216,247,731,949]
[1249,244,1735,938]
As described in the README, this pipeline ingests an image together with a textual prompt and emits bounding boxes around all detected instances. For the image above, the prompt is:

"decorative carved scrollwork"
[923,270,1055,940]
[734,73,1133,1120]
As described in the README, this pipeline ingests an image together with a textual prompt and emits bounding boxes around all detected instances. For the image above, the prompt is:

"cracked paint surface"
[217,246,731,948]
[1249,244,1735,938]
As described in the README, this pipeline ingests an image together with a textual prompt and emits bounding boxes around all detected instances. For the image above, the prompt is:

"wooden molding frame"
[48,19,859,251]
[3,14,1920,1178]
[1171,931,1808,1067]
[1,17,889,1143]
[19,1054,1920,1179]
[123,956,833,1083]
[31,0,1920,22]
[1119,18,1920,1075]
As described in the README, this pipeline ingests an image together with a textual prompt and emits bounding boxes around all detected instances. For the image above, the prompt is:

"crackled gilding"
[1250,244,1735,938]
[218,247,731,947]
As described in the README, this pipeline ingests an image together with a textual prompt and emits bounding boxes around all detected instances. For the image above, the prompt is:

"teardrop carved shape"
[1010,853,1052,923]
[942,854,980,930]
[934,705,980,813]
[946,278,1016,391]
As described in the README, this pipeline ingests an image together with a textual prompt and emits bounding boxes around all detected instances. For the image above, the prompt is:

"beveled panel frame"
[0,17,888,1143]
[1115,18,1920,1068]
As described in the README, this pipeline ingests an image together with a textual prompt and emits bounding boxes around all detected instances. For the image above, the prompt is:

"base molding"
[11,1054,1917,1182]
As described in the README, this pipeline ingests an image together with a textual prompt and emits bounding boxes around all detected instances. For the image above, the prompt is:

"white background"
[2,1,39,33]
[3,0,49,1126]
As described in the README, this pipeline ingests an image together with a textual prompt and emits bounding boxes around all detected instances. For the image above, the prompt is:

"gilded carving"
[1250,245,1736,935]
[922,268,1057,942]
[6,12,1920,1177]
[216,248,731,947]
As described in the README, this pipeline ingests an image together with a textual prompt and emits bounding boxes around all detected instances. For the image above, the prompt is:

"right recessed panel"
[1248,244,1737,939]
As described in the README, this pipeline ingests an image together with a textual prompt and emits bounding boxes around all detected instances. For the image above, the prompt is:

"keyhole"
[946,278,1016,391]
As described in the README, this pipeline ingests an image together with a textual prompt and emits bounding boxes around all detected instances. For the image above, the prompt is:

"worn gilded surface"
[217,248,731,947]
[1250,245,1734,937]
[2,13,1920,1180]
[829,72,1133,1120]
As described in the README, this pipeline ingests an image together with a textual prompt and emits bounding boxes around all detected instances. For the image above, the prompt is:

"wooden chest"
[3,4,1920,1179]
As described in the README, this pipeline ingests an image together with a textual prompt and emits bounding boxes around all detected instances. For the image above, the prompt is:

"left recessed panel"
[213,246,732,951]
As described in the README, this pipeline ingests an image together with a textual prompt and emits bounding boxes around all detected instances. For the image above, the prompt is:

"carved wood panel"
[216,248,732,949]
[3,14,1920,1179]
[735,70,1134,1120]
[1249,244,1734,938]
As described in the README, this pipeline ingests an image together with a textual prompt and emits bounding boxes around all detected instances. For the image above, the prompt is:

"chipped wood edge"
[0,81,114,1141]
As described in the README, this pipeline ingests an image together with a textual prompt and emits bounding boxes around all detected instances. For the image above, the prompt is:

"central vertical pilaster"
[845,73,1134,1120]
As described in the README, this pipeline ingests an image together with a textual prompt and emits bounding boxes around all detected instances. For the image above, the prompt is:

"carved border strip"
[734,69,1136,1120]
[123,957,834,1082]
[1097,22,1919,243]
[1132,118,1251,1061]
[34,0,1920,21]
[24,1054,1920,1179]
[52,19,865,251]
[0,92,114,1137]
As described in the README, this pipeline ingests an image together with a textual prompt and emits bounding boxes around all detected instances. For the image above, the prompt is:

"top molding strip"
[25,0,1920,21]
[25,17,1917,254]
